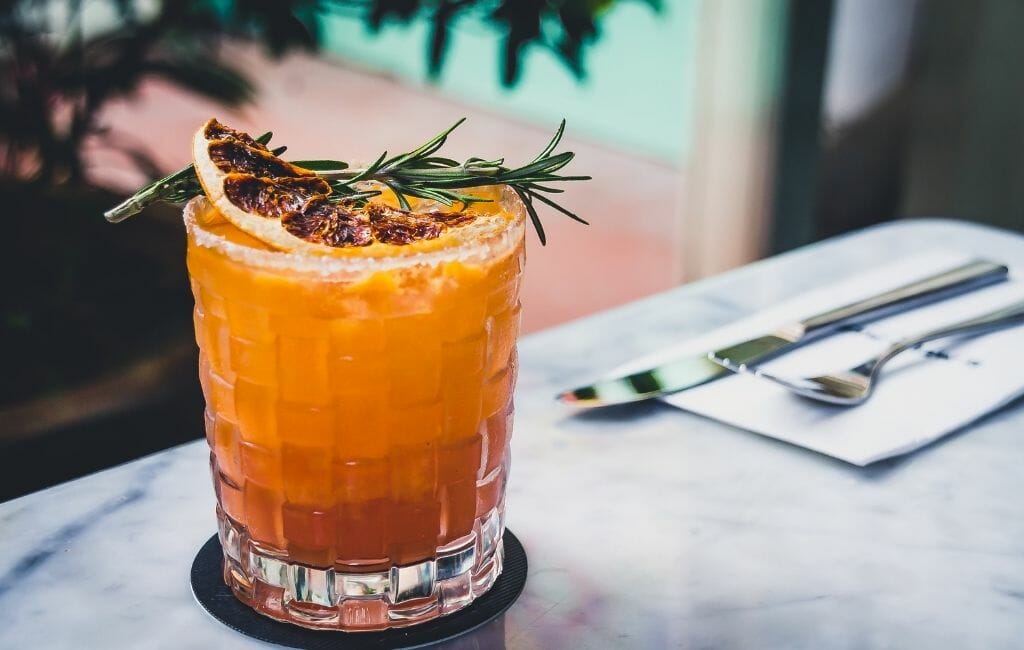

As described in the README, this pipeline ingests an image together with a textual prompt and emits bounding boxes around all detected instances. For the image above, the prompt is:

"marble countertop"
[3,219,1023,649]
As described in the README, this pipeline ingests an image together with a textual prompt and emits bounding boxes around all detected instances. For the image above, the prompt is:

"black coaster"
[190,531,527,649]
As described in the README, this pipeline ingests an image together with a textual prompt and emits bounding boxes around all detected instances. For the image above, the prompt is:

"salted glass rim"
[183,187,526,277]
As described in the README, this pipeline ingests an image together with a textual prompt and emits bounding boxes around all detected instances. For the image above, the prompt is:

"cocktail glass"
[185,189,524,630]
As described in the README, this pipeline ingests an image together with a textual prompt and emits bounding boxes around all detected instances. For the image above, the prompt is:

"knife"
[557,259,1008,407]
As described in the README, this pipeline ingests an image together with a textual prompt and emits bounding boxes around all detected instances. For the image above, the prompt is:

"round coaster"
[190,531,528,649]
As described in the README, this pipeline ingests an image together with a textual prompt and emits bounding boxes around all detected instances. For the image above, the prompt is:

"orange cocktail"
[186,188,524,630]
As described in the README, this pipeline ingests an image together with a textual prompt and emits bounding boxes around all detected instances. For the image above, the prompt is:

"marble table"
[3,219,1023,649]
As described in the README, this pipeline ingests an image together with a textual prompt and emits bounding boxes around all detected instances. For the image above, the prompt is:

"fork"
[716,300,1024,406]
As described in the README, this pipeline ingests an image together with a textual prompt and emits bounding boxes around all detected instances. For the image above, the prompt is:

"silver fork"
[712,300,1024,406]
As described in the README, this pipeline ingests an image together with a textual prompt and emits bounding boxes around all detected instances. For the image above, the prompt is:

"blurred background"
[3,0,1023,499]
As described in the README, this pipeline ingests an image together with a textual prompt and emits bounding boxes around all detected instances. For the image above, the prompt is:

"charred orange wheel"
[191,119,506,255]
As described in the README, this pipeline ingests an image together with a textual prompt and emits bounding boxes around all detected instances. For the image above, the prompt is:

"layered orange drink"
[185,120,525,630]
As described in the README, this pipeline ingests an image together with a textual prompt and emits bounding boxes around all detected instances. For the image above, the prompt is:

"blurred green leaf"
[491,0,544,86]
[231,0,321,56]
[556,1,600,79]
[368,0,420,31]
[428,0,472,78]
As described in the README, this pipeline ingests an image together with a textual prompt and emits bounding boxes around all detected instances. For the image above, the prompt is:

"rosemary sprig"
[104,119,590,244]
[104,132,275,223]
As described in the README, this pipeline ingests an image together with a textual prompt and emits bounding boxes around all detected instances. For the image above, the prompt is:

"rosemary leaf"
[295,159,350,171]
[513,186,547,245]
[382,180,412,210]
[531,119,566,163]
[383,118,465,169]
[530,190,589,225]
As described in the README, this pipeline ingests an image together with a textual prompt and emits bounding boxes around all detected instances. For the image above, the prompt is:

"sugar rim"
[183,186,526,277]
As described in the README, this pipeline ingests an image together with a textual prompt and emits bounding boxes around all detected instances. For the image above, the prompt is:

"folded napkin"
[615,251,1024,466]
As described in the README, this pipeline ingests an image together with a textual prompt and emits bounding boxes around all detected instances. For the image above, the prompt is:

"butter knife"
[557,260,1008,407]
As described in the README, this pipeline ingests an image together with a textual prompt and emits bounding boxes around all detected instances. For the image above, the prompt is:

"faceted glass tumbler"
[184,193,524,631]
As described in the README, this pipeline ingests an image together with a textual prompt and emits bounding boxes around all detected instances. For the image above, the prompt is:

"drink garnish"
[105,118,590,246]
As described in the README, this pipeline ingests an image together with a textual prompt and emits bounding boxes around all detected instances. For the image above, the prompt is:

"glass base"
[216,506,506,631]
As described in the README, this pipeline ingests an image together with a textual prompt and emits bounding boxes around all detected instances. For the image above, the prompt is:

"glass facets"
[216,505,505,629]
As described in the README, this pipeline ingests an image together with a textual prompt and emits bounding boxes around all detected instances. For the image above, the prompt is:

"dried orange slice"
[192,119,496,255]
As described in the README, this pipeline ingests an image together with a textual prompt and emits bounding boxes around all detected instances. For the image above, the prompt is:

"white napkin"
[615,251,1024,466]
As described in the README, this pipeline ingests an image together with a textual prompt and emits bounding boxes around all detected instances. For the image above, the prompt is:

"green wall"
[321,1,699,163]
